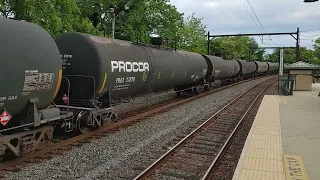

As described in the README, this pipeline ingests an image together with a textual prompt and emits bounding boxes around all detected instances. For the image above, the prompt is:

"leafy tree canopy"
[210,36,265,61]
[1,0,319,63]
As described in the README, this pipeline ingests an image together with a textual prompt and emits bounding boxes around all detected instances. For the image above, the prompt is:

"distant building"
[284,61,320,91]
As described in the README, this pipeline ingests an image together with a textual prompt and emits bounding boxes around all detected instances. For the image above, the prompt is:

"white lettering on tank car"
[0,103,4,107]
[115,76,136,84]
[116,77,125,83]
[8,96,17,101]
[61,54,72,68]
[25,70,39,73]
[125,62,133,72]
[118,61,126,72]
[23,72,54,92]
[111,61,149,72]
[132,62,139,72]
[22,92,30,96]
[0,96,17,102]
[61,54,73,58]
[126,77,135,83]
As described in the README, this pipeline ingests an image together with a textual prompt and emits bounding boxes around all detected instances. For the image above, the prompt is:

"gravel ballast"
[209,80,279,180]
[4,77,274,180]
[112,90,176,113]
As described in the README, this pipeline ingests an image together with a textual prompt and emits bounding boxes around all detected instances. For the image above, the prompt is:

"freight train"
[0,18,278,157]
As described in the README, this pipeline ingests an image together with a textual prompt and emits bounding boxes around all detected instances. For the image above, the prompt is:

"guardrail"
[278,76,294,96]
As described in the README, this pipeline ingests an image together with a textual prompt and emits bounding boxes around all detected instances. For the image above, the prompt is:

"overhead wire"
[300,34,320,37]
[300,29,320,45]
[300,28,320,33]
[239,0,263,41]
[245,0,278,46]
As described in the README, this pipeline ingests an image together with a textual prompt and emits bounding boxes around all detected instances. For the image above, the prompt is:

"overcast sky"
[169,0,320,51]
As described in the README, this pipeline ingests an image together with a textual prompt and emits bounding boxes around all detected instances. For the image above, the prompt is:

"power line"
[245,0,278,46]
[239,0,263,41]
[300,39,315,41]
[301,34,320,37]
[300,27,320,32]
[300,37,318,40]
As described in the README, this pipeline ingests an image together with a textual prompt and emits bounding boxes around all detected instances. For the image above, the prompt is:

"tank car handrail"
[0,123,34,133]
[0,111,73,133]
[62,75,97,106]
[62,77,70,113]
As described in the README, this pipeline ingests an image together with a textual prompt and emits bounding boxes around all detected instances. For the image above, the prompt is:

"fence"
[278,76,294,96]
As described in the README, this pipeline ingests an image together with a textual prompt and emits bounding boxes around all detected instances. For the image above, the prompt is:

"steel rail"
[0,76,275,171]
[201,79,276,180]
[132,77,276,180]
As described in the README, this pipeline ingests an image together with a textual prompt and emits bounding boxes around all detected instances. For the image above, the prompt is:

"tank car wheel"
[76,111,91,134]
[37,131,53,150]
[111,113,118,123]
[192,86,200,95]
[37,140,50,149]
[197,86,204,94]
[176,92,183,98]
[0,152,5,162]
[192,87,198,95]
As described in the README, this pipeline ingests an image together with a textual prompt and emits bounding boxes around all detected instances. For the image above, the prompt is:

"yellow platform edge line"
[232,95,283,180]
[283,154,309,180]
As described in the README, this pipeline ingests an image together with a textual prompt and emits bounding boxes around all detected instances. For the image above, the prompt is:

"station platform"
[232,83,320,180]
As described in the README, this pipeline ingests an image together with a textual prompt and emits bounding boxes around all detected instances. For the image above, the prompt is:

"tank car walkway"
[232,84,320,180]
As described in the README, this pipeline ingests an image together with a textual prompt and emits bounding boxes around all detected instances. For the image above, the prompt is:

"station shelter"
[284,61,320,91]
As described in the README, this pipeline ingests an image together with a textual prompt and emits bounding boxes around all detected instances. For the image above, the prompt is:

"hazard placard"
[0,110,12,126]
[62,94,68,104]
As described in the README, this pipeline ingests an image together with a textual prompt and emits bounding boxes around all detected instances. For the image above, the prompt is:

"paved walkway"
[280,83,320,180]
[232,83,320,180]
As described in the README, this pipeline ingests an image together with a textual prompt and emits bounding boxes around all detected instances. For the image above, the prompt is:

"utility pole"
[296,28,300,62]
[207,31,210,55]
[280,48,284,76]
[108,2,131,39]
[109,8,115,39]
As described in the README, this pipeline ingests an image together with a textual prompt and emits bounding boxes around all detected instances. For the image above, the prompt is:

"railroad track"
[132,77,276,180]
[0,76,275,176]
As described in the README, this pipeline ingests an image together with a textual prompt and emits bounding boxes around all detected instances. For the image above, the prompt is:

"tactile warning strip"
[232,95,285,180]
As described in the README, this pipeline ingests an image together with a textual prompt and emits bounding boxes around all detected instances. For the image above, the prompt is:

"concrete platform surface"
[292,83,320,97]
[233,83,320,180]
[280,84,320,180]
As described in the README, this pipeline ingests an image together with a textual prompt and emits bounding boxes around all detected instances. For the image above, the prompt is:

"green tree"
[265,47,318,64]
[314,38,320,63]
[0,0,101,37]
[265,48,296,64]
[1,0,275,59]
[77,0,184,42]
[115,0,184,42]
[177,13,207,54]
[210,36,264,60]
